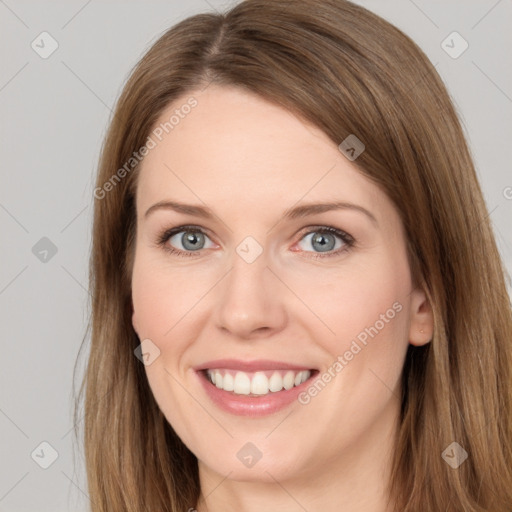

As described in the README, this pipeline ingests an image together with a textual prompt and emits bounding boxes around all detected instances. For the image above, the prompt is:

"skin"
[131,84,434,512]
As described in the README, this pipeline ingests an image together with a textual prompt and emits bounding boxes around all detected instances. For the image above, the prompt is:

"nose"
[214,245,288,340]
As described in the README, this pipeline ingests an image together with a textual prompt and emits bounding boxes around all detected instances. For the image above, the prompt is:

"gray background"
[1,0,511,510]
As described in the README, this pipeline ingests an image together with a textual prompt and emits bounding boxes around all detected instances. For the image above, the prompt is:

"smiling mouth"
[203,368,317,396]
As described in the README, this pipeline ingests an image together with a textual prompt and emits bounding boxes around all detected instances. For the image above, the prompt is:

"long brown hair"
[74,0,512,510]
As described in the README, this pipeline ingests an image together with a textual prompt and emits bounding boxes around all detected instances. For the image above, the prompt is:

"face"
[131,85,433,485]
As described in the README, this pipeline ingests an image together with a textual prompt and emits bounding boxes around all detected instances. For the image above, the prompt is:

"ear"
[408,287,434,346]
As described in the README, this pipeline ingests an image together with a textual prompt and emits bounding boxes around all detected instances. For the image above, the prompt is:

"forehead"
[135,85,386,221]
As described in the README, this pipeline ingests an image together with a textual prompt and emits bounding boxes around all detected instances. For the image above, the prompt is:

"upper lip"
[193,359,315,372]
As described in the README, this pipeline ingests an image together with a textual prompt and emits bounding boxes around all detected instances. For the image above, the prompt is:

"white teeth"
[283,371,295,390]
[233,372,251,395]
[269,371,283,392]
[250,372,269,395]
[206,369,311,396]
[223,372,234,391]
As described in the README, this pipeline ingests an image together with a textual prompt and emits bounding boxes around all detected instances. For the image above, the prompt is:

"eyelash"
[156,224,355,259]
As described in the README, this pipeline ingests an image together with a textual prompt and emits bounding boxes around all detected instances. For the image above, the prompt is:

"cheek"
[291,258,411,446]
[309,263,408,336]
[131,255,203,344]
[130,256,198,408]
[131,258,206,447]
[298,254,412,384]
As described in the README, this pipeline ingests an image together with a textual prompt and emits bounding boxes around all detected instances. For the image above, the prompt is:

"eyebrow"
[144,200,378,226]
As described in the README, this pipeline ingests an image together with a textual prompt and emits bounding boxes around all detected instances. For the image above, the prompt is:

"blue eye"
[159,226,215,257]
[296,227,353,257]
[157,225,354,259]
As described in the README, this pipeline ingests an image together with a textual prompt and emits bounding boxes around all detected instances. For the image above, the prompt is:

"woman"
[75,0,512,510]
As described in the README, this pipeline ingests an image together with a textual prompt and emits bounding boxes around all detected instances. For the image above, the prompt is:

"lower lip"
[196,370,316,417]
